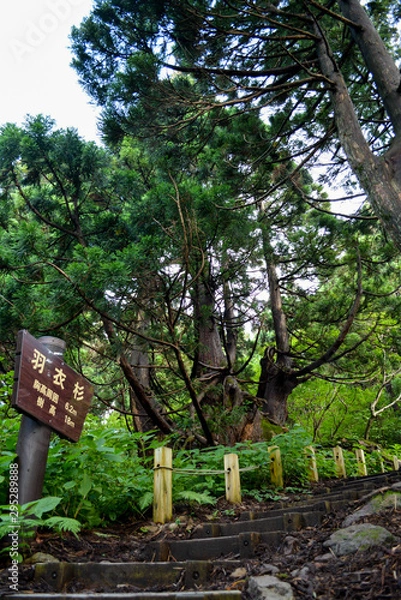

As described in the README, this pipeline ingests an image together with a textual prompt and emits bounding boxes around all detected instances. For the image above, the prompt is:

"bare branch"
[294,253,363,377]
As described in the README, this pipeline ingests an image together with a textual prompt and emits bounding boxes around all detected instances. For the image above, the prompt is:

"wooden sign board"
[12,330,93,442]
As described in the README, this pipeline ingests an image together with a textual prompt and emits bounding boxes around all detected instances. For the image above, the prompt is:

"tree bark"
[222,277,237,370]
[314,2,401,250]
[257,218,296,425]
[192,270,226,378]
[257,347,299,425]
[256,257,299,425]
[128,311,154,432]
[266,260,291,368]
[338,0,401,136]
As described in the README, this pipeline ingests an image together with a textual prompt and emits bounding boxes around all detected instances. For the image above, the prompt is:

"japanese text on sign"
[12,330,93,442]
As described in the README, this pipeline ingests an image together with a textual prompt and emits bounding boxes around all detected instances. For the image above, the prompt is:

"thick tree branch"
[314,13,401,250]
[295,254,363,377]
[102,317,174,435]
[338,0,401,136]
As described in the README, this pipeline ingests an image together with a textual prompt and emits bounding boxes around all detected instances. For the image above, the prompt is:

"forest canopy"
[1,0,401,447]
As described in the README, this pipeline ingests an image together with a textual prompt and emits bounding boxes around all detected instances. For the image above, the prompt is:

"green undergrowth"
[0,412,399,533]
[0,496,81,562]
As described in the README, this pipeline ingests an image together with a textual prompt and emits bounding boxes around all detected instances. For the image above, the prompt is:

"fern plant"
[0,495,81,559]
[175,489,216,506]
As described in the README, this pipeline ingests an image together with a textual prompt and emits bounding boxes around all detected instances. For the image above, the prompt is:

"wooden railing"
[153,445,400,523]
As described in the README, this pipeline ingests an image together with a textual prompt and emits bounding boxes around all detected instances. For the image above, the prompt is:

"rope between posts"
[238,465,260,473]
[172,468,226,475]
[154,464,260,476]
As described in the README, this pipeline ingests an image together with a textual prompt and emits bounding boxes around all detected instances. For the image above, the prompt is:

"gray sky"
[1,0,100,142]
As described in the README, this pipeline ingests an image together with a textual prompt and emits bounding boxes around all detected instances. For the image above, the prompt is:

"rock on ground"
[343,488,401,526]
[247,574,294,600]
[323,522,397,556]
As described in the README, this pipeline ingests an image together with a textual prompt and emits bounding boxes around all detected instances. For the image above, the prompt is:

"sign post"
[12,330,93,505]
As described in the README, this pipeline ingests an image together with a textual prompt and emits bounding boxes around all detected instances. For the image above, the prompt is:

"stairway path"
[4,470,401,599]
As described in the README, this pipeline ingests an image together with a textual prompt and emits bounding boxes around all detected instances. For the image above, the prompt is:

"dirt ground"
[2,484,401,599]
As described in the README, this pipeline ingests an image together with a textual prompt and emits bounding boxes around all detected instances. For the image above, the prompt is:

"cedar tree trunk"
[317,0,401,250]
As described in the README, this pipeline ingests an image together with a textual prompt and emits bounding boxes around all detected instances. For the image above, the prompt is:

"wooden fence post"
[153,447,173,524]
[355,448,367,477]
[224,453,241,504]
[393,456,400,471]
[305,446,319,482]
[333,446,346,478]
[377,451,385,473]
[268,445,283,487]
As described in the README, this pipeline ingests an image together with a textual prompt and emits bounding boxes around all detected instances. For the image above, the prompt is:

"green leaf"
[78,473,92,498]
[63,480,76,490]
[137,491,153,513]
[22,496,61,519]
